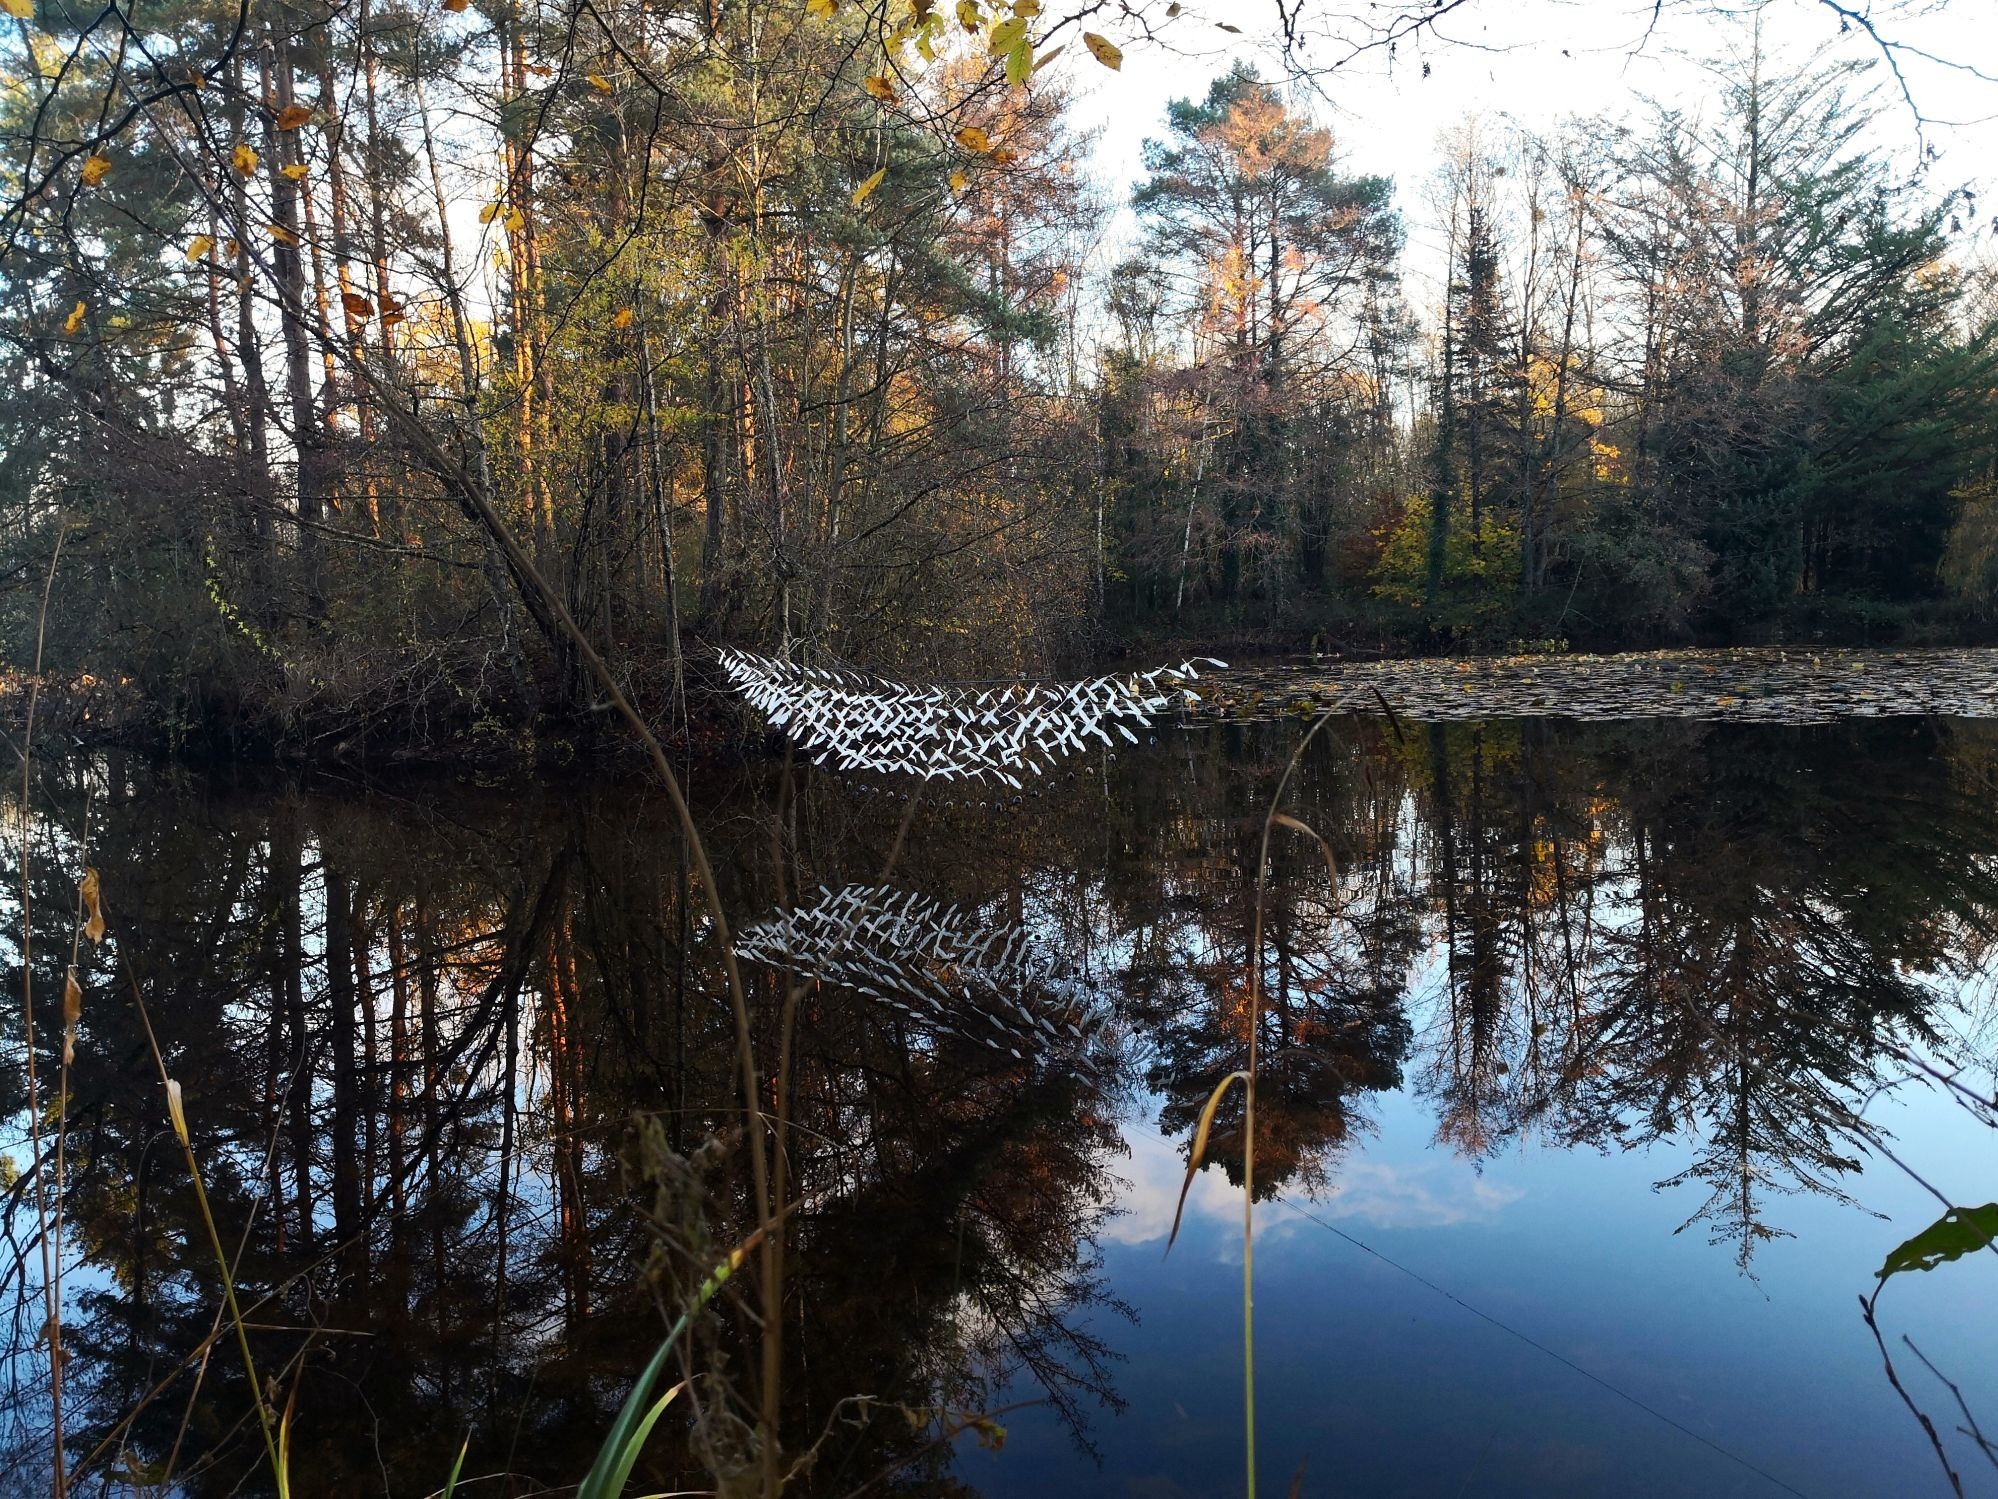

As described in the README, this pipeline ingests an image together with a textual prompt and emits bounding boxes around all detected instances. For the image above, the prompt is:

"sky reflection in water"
[4,714,1995,1496]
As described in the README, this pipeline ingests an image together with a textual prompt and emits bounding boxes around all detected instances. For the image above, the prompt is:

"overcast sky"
[1056,0,1998,307]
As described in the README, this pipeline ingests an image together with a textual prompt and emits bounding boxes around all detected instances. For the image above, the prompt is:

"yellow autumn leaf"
[80,867,104,942]
[610,306,634,329]
[341,290,374,318]
[851,166,887,205]
[62,967,80,1067]
[442,0,468,10]
[275,104,313,130]
[955,125,990,153]
[81,154,111,186]
[269,222,297,245]
[586,73,613,92]
[955,0,979,32]
[63,300,85,335]
[989,145,1017,166]
[1,0,34,18]
[232,143,258,176]
[805,0,836,15]
[988,15,1025,53]
[186,234,215,262]
[948,168,968,193]
[1082,31,1121,69]
[281,163,308,181]
[863,74,897,103]
[479,201,501,223]
[224,238,239,257]
[503,206,525,233]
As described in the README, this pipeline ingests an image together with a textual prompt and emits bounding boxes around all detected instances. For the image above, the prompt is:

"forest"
[3,0,1996,757]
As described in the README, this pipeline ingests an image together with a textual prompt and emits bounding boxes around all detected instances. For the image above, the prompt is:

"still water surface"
[7,715,1997,1496]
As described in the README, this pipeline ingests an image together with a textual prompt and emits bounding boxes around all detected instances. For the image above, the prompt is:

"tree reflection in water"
[0,718,1993,1493]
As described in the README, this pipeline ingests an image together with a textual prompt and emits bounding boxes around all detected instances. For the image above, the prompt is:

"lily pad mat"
[1186,647,1998,725]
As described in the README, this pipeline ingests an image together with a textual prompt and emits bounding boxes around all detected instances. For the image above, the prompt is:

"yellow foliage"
[185,234,215,262]
[232,143,258,176]
[80,154,111,186]
[63,300,85,335]
[275,104,313,130]
[851,166,887,205]
[1082,32,1120,69]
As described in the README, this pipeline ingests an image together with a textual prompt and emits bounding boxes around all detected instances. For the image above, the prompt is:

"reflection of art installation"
[716,649,1224,783]
[735,884,1105,1061]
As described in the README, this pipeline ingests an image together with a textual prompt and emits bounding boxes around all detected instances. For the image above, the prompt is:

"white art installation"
[715,648,1226,784]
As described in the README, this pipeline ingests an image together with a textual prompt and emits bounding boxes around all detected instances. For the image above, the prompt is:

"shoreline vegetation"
[5,11,1996,776]
[12,642,1998,773]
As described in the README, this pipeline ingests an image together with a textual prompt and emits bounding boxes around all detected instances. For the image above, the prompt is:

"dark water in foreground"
[5,716,1997,1497]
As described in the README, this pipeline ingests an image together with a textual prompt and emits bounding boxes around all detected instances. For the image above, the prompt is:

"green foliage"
[1877,1204,1998,1280]
[1372,495,1521,641]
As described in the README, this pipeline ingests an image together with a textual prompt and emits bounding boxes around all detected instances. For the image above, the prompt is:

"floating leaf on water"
[1878,1204,1998,1280]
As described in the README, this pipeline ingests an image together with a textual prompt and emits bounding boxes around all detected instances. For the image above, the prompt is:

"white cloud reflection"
[1103,1123,1523,1251]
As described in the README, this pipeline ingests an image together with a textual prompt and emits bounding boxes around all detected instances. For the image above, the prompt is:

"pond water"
[5,713,1997,1497]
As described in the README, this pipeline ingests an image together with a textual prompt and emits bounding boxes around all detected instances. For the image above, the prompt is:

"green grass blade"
[578,1235,753,1499]
[441,1433,469,1499]
[596,1384,685,1499]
